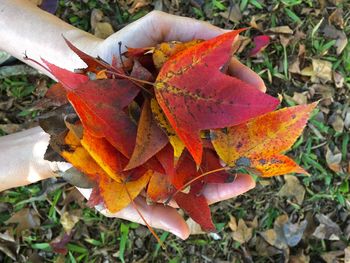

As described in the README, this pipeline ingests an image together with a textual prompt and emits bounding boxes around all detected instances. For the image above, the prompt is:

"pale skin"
[0,0,266,239]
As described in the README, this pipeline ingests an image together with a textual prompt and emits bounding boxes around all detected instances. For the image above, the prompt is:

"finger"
[100,11,225,62]
[202,173,256,205]
[144,11,225,43]
[228,57,266,93]
[78,188,190,240]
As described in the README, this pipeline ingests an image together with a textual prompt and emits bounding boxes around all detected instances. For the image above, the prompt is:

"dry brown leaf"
[186,218,205,235]
[312,59,332,82]
[249,16,263,31]
[280,35,292,48]
[289,57,301,74]
[289,250,310,263]
[328,8,344,29]
[292,92,308,105]
[129,0,151,13]
[94,22,114,39]
[278,174,306,205]
[60,210,81,233]
[311,84,334,102]
[90,9,104,31]
[261,214,307,250]
[219,5,242,23]
[268,26,293,34]
[235,36,251,54]
[6,208,40,234]
[312,214,342,240]
[322,25,348,55]
[329,113,344,133]
[344,109,350,130]
[232,219,253,244]
[321,251,344,263]
[228,215,237,232]
[325,146,342,172]
[333,71,344,88]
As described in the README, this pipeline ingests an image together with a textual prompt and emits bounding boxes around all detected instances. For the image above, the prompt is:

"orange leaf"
[60,130,105,182]
[81,131,130,182]
[100,170,152,213]
[147,172,172,202]
[125,99,168,170]
[211,103,317,176]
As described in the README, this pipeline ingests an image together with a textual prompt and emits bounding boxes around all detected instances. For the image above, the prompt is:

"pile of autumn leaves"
[40,30,316,232]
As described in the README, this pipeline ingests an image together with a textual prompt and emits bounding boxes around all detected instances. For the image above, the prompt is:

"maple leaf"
[211,103,317,177]
[154,30,280,165]
[66,79,140,158]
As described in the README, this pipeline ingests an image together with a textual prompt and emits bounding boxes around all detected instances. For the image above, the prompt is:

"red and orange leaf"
[56,130,151,213]
[60,130,105,182]
[211,103,317,177]
[100,170,152,213]
[81,131,129,182]
[130,60,154,82]
[126,99,168,170]
[249,154,308,177]
[67,79,139,158]
[147,172,172,202]
[155,29,280,165]
[174,191,215,232]
[43,59,89,90]
[45,83,68,106]
[173,150,199,190]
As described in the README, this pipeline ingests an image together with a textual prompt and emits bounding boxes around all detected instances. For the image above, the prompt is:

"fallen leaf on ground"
[312,214,342,240]
[278,175,305,205]
[268,26,293,34]
[260,215,307,250]
[6,208,40,234]
[325,146,342,173]
[60,210,81,233]
[232,218,253,244]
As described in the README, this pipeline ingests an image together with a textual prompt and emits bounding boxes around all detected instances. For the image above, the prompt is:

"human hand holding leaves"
[38,11,315,240]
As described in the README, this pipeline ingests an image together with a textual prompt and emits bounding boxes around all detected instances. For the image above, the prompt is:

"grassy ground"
[0,0,349,262]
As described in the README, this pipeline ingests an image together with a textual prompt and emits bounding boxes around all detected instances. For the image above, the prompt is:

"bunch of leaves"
[36,30,316,238]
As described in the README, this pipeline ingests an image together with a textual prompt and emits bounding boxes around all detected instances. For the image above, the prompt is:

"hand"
[78,11,264,239]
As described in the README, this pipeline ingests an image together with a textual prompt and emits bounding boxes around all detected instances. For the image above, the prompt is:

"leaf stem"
[105,70,155,86]
[124,184,166,250]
